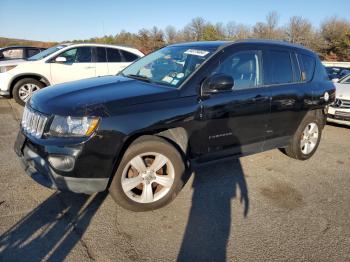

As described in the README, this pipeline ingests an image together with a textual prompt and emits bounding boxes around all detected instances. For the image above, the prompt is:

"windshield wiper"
[125,74,152,83]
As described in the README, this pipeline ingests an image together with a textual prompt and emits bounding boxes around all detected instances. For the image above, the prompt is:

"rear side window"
[265,50,293,84]
[299,54,315,82]
[120,50,139,62]
[107,48,122,62]
[96,47,107,62]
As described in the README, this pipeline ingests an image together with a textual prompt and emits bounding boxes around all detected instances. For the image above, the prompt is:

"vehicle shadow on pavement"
[0,191,107,261]
[177,159,249,262]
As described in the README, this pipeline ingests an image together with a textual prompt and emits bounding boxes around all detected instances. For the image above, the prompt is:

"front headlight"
[0,65,17,73]
[48,116,100,137]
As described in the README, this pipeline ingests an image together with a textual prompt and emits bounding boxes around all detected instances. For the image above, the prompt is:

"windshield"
[28,44,67,61]
[121,46,215,88]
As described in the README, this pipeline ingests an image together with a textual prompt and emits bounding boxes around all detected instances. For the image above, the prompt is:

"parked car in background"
[0,43,144,105]
[0,46,45,61]
[325,66,350,81]
[14,40,335,211]
[327,73,350,126]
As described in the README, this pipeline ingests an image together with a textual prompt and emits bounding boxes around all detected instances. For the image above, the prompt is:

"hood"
[30,76,179,116]
[0,59,26,66]
[334,83,350,99]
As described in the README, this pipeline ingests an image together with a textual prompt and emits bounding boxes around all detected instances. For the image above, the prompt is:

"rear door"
[50,46,96,84]
[263,48,311,149]
[94,47,109,77]
[201,46,271,157]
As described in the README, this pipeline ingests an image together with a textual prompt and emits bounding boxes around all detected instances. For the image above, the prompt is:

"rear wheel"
[13,78,44,106]
[283,114,322,160]
[109,136,185,211]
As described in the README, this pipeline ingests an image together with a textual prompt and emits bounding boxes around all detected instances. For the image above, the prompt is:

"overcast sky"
[1,0,349,42]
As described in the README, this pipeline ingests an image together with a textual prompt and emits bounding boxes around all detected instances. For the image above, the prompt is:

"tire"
[283,113,323,160]
[109,135,185,211]
[13,78,44,106]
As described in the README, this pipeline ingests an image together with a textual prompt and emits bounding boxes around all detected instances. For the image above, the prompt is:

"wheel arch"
[106,127,190,188]
[10,73,51,97]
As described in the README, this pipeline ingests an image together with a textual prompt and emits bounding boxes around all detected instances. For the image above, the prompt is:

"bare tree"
[164,25,177,44]
[187,17,206,41]
[226,21,251,40]
[253,11,284,39]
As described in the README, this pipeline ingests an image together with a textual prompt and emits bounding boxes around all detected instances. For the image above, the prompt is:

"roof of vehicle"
[170,39,313,53]
[63,42,140,50]
[0,45,44,50]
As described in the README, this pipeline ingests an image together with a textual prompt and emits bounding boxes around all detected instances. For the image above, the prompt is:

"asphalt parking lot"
[0,98,349,262]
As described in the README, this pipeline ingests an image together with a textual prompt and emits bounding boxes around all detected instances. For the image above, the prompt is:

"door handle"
[252,95,269,102]
[84,66,95,69]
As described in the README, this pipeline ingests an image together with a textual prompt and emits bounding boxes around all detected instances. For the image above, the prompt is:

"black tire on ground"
[283,113,323,160]
[13,78,45,106]
[109,135,185,212]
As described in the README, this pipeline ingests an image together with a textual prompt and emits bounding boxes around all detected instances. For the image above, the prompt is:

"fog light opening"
[48,155,75,172]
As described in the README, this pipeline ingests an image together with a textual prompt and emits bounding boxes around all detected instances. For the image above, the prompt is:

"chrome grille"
[332,98,350,109]
[21,106,48,138]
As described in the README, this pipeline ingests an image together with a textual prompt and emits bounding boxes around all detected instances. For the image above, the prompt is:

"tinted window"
[75,47,92,62]
[96,47,107,62]
[120,50,139,62]
[27,48,41,58]
[59,47,92,63]
[211,50,262,90]
[107,48,122,62]
[2,48,24,59]
[266,50,293,84]
[299,54,315,82]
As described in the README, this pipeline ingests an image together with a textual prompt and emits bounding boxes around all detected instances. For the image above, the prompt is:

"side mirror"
[55,56,67,63]
[0,52,4,59]
[201,74,234,95]
[332,78,339,83]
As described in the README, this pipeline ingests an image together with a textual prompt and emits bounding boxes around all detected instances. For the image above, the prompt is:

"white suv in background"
[0,43,144,105]
[327,74,350,126]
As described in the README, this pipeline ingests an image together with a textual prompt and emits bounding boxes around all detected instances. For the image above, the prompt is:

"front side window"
[121,46,215,88]
[210,50,262,90]
[2,48,24,59]
[266,50,293,84]
[59,47,92,63]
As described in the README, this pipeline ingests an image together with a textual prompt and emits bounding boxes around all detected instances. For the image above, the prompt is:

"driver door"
[50,47,96,84]
[200,48,271,157]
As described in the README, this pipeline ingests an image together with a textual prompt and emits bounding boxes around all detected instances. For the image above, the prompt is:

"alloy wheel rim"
[300,122,319,155]
[121,152,175,203]
[18,83,40,102]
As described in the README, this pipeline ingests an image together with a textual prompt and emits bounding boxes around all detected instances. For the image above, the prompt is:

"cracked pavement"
[0,98,349,261]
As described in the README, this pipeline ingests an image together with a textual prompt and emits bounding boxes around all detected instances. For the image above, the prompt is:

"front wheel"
[283,114,322,160]
[13,78,44,106]
[109,136,185,211]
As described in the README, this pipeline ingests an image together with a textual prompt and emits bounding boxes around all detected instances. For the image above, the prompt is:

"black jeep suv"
[15,40,335,211]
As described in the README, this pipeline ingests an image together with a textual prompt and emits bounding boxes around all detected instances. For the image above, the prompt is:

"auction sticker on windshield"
[184,49,209,57]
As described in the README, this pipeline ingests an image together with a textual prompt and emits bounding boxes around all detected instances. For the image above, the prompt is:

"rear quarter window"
[298,54,315,82]
[120,50,139,62]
